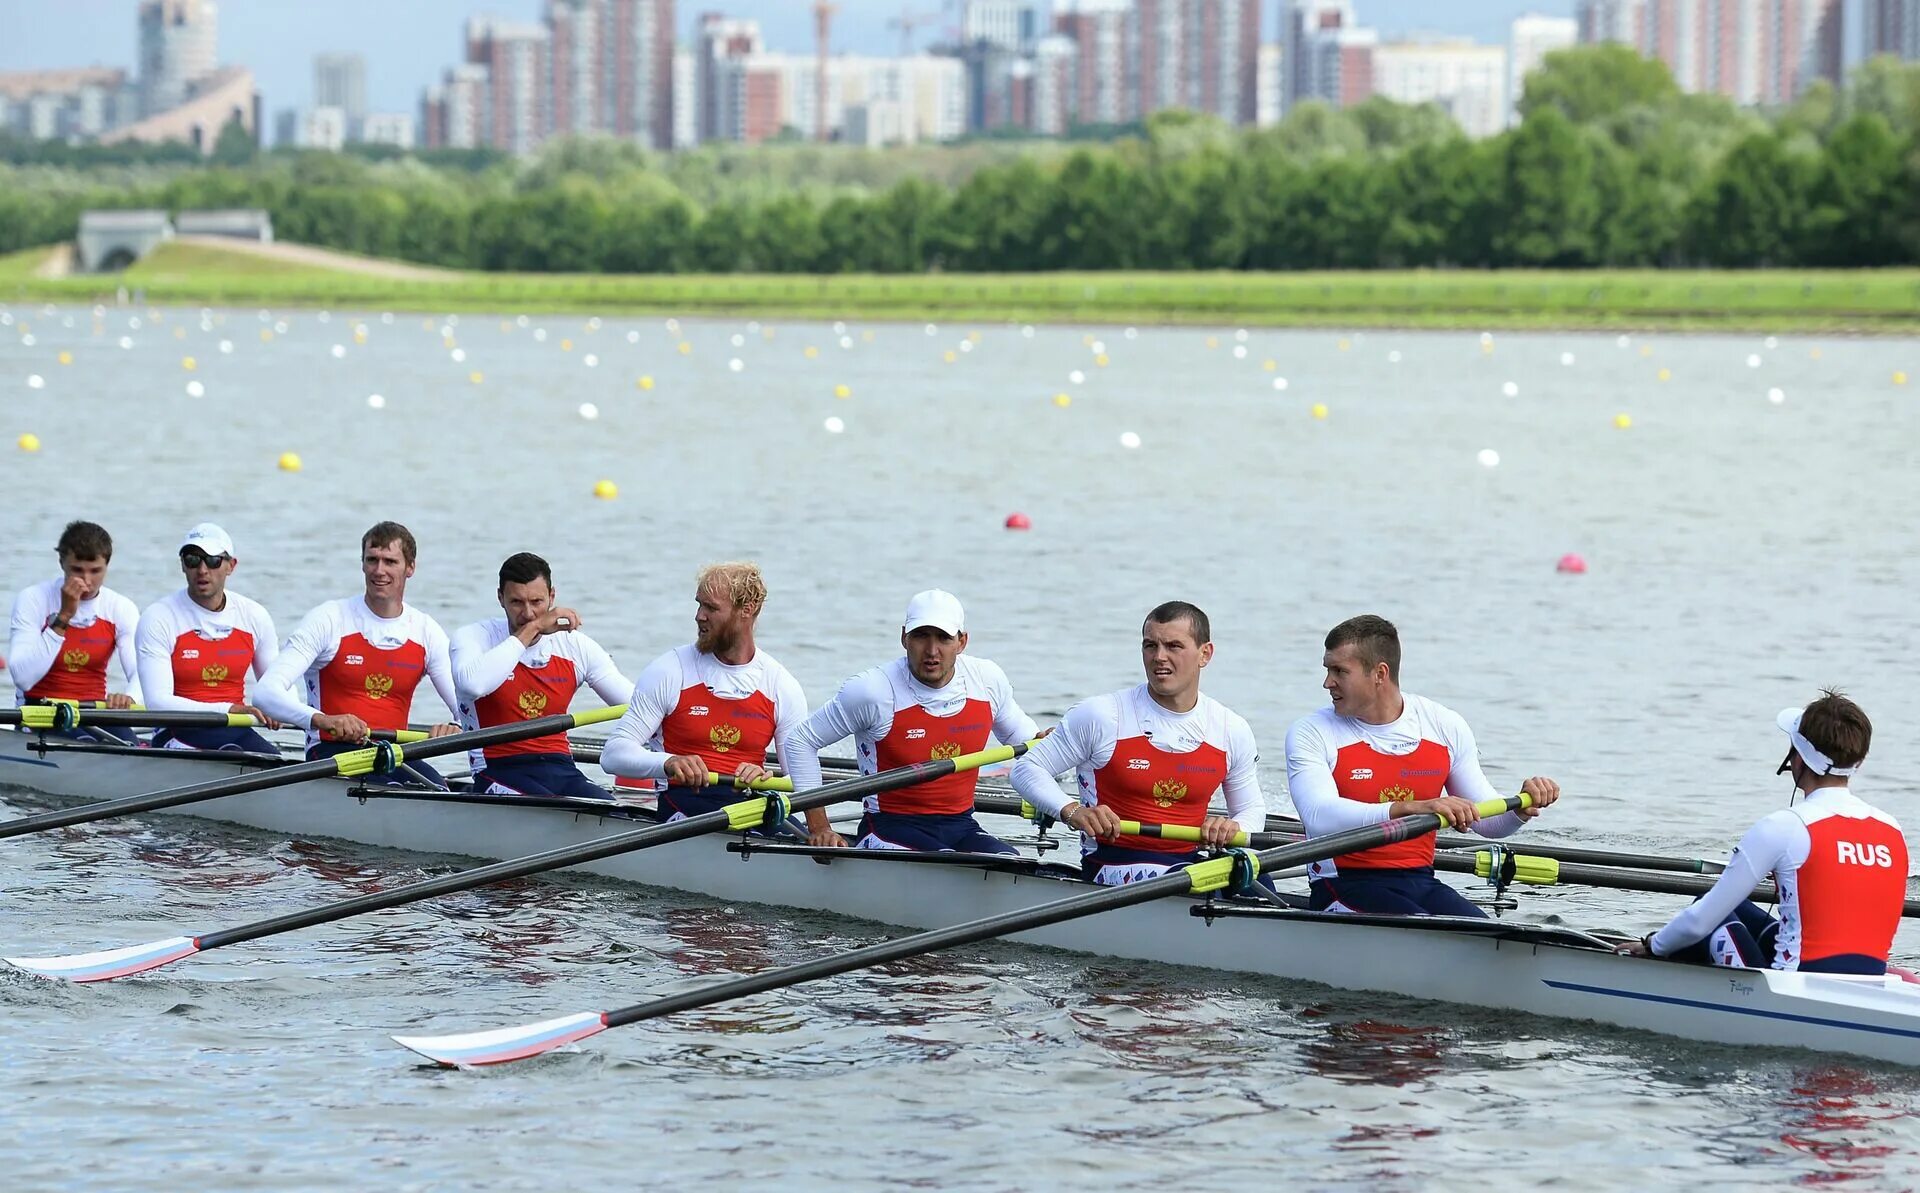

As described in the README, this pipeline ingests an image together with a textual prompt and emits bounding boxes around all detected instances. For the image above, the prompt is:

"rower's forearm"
[1009,758,1073,819]
[599,734,670,780]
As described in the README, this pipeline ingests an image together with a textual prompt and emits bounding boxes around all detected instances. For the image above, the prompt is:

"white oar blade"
[4,936,200,983]
[392,1011,607,1067]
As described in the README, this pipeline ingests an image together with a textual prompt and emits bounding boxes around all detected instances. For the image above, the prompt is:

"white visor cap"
[903,589,965,636]
[180,522,236,559]
[1777,706,1860,777]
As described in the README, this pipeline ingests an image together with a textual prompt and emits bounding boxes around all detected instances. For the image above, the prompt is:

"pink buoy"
[1556,553,1587,574]
[1004,512,1032,531]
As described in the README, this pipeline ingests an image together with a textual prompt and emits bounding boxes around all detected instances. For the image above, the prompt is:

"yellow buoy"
[676,341,692,356]
[1614,413,1633,429]
[1204,336,1219,350]
[834,384,851,399]
[804,346,819,359]
[18,432,41,453]
[1337,339,1352,352]
[593,479,619,500]
[499,320,512,333]
[560,339,573,352]
[637,375,655,391]
[943,350,957,364]
[1053,393,1071,408]
[182,356,197,371]
[1262,359,1277,371]
[173,327,186,340]
[57,351,72,365]
[260,330,273,342]
[1809,347,1822,360]
[1896,371,1909,386]
[277,451,302,472]
[1639,345,1654,358]
[1311,403,1329,419]
[469,371,485,384]
[1657,368,1672,382]
[1094,354,1109,367]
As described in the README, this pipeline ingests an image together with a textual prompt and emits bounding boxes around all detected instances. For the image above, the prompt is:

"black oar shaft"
[200,753,1000,951]
[602,804,1477,1030]
[1430,851,1920,918]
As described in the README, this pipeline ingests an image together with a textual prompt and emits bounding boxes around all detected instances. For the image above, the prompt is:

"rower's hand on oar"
[427,723,461,740]
[663,754,709,788]
[230,703,283,730]
[1064,801,1124,841]
[1517,776,1561,819]
[1614,936,1654,957]
[103,693,136,711]
[313,712,373,743]
[804,809,846,848]
[1394,796,1482,830]
[1199,815,1242,848]
[729,762,769,788]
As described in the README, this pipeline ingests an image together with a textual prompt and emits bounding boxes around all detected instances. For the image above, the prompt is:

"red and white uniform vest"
[450,616,633,771]
[1285,694,1527,880]
[600,643,808,790]
[134,588,278,711]
[1010,683,1265,859]
[1652,789,1909,969]
[7,579,141,705]
[256,596,458,749]
[783,655,1040,816]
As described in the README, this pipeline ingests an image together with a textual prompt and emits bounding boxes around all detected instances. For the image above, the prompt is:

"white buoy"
[1272,377,1289,391]
[1022,326,1036,338]
[1232,345,1247,359]
[117,336,132,349]
[1091,340,1106,355]
[1234,329,1249,343]
[1477,448,1501,468]
[1617,335,1631,349]
[730,333,745,347]
[583,354,599,367]
[218,339,234,354]
[1764,335,1779,350]
[1388,350,1402,364]
[728,358,745,373]
[367,394,386,409]
[823,416,845,434]
[1069,369,1086,385]
[832,321,847,335]
[924,324,938,336]
[185,380,205,397]
[839,335,854,349]
[1502,381,1519,397]
[330,344,346,359]
[625,330,639,343]
[578,402,600,420]
[1119,431,1142,449]
[451,348,466,363]
[1768,387,1786,405]
[381,312,395,324]
[1124,327,1138,340]
[1746,354,1762,368]
[533,328,548,342]
[26,374,45,389]
[1560,352,1576,366]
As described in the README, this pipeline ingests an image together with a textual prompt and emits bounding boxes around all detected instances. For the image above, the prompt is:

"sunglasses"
[180,550,232,570]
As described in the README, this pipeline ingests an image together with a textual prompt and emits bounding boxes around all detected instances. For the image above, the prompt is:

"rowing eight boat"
[3,728,1917,1067]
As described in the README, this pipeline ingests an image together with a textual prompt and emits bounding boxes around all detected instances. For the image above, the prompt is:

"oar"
[0,705,628,842]
[1260,811,1725,875]
[1446,849,1920,918]
[3,741,1033,983]
[387,792,1530,1067]
[1,704,431,743]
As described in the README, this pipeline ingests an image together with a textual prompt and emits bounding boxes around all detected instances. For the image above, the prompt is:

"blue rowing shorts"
[1309,868,1487,918]
[855,811,1017,855]
[152,725,278,754]
[1081,843,1200,886]
[475,753,610,801]
[659,784,783,837]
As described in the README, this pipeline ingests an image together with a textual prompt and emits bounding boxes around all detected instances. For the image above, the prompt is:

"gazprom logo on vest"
[1836,841,1896,867]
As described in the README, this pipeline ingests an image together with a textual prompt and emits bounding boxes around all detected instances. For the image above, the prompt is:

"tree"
[1801,115,1905,267]
[1684,131,1815,266]
[1519,45,1679,125]
[1495,109,1601,266]
[210,115,257,166]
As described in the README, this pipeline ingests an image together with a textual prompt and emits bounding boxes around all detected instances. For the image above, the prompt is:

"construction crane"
[814,2,837,143]
[887,5,946,56]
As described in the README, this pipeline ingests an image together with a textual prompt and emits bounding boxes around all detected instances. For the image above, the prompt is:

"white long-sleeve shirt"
[256,595,457,749]
[782,654,1039,792]
[134,588,278,712]
[600,643,808,785]
[7,579,141,704]
[1010,684,1265,853]
[450,617,633,771]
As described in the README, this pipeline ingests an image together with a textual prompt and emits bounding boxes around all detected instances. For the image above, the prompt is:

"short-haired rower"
[8,520,141,739]
[783,589,1042,851]
[1285,614,1560,917]
[450,552,633,800]
[1617,690,1909,974]
[1011,602,1266,885]
[601,562,808,828]
[134,522,283,753]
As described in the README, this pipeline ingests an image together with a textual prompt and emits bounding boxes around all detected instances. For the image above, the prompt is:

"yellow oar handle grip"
[1114,820,1251,847]
[1473,851,1561,885]
[1474,792,1533,817]
[702,771,797,792]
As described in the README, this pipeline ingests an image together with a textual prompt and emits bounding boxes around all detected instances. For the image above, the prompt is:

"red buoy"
[1004,512,1032,531]
[1556,552,1587,574]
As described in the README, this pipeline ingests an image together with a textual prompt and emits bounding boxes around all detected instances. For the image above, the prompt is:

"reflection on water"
[1769,1065,1919,1184]
[1300,1011,1455,1088]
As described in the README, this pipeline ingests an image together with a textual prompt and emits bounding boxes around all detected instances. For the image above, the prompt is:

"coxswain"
[1617,690,1908,974]
[601,562,807,828]
[1010,602,1265,885]
[256,521,459,787]
[783,589,1041,851]
[1285,614,1560,917]
[7,520,141,740]
[134,522,282,752]
[450,552,633,800]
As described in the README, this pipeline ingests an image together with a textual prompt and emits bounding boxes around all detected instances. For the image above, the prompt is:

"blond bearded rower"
[1286,614,1560,918]
[1011,602,1266,885]
[258,521,460,788]
[451,552,632,800]
[134,522,283,753]
[8,520,140,741]
[783,589,1041,852]
[602,563,807,830]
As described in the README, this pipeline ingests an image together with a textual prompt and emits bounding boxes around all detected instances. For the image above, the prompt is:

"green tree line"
[4,47,1919,272]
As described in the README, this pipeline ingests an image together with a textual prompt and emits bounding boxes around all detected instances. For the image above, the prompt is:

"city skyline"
[4,0,1575,118]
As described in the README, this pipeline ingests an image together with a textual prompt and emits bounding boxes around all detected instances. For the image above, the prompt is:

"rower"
[1285,614,1560,917]
[1009,602,1266,885]
[7,520,141,740]
[133,522,283,753]
[601,562,807,829]
[256,521,460,787]
[782,589,1041,851]
[450,552,633,800]
[1617,690,1908,974]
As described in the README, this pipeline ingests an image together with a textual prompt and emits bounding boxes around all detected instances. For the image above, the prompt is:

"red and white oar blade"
[391,1011,608,1067]
[4,936,200,983]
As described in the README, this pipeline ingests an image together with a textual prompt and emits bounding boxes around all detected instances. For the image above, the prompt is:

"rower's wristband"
[48,616,68,632]
[1642,933,1657,956]
[1062,804,1078,830]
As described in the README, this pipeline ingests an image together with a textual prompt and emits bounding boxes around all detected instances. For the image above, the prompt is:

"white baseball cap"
[179,522,236,559]
[903,589,964,636]
[1776,705,1859,777]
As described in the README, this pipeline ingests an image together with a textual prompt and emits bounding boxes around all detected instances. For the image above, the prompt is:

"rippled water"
[3,304,1919,1188]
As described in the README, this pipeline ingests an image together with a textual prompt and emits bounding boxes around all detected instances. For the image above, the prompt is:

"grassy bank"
[7,242,1920,333]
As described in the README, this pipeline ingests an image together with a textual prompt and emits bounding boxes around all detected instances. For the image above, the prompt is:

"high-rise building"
[1372,38,1507,137]
[1256,42,1284,125]
[1190,0,1262,124]
[1510,13,1576,123]
[1865,0,1920,58]
[1575,0,1648,44]
[1577,0,1838,102]
[1031,34,1077,133]
[547,0,602,137]
[360,112,417,149]
[606,0,676,150]
[138,0,219,117]
[672,45,698,147]
[697,15,764,143]
[466,18,549,154]
[313,53,367,125]
[1054,0,1131,125]
[424,63,490,149]
[1283,0,1376,111]
[964,1,1031,51]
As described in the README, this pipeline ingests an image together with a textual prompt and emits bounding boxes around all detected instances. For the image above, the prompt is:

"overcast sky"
[2,0,1576,116]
